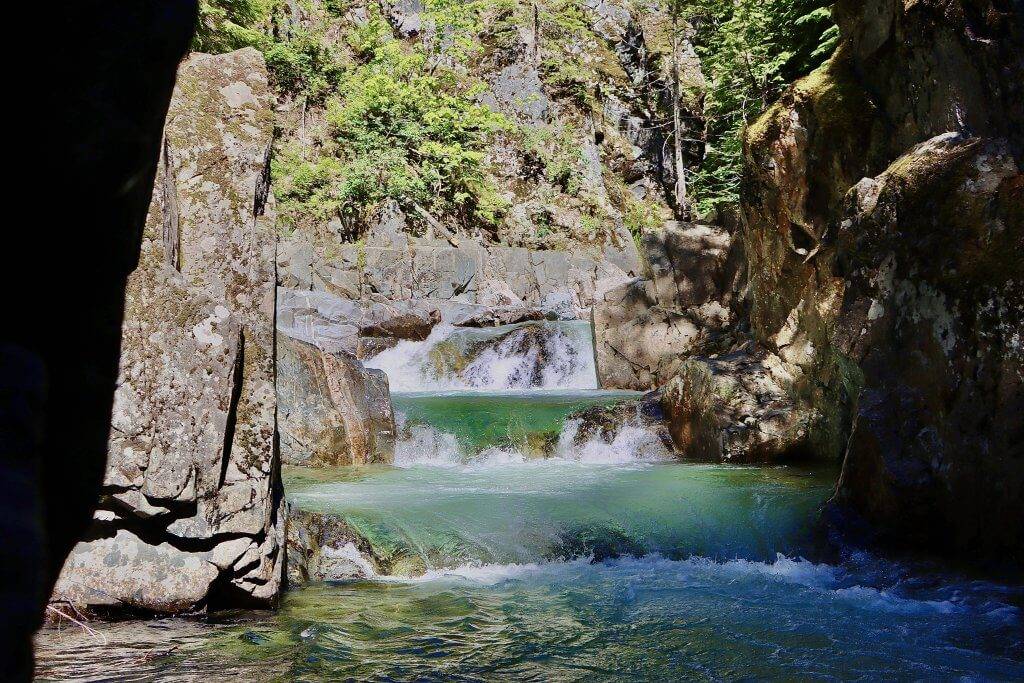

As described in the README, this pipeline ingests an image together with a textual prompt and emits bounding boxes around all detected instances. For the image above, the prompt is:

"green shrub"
[273,14,512,229]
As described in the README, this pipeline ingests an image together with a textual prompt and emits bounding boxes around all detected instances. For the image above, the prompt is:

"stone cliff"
[741,0,1022,562]
[53,49,285,613]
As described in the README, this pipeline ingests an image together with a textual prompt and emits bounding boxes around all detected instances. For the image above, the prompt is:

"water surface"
[35,322,1024,681]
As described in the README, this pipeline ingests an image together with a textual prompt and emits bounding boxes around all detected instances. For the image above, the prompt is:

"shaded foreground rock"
[741,0,1023,562]
[52,49,285,613]
[660,350,818,464]
[827,134,1022,558]
[277,334,396,467]
[286,508,384,584]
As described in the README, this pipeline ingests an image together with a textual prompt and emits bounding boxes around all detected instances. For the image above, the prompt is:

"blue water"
[36,459,1023,682]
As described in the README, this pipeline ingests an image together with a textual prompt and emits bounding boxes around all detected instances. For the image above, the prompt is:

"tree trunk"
[671,21,689,220]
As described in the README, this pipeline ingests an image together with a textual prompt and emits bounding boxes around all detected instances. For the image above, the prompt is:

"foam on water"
[36,546,1024,682]
[386,553,1006,621]
[554,416,674,464]
[392,414,671,468]
[365,321,598,391]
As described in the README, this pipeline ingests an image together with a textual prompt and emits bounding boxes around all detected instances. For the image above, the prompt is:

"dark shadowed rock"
[827,134,1022,559]
[742,0,1023,563]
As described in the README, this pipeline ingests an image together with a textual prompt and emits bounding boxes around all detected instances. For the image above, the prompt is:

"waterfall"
[364,321,598,392]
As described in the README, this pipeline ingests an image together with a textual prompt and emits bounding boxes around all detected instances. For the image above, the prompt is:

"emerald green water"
[284,462,835,571]
[36,457,1024,681]
[393,390,639,454]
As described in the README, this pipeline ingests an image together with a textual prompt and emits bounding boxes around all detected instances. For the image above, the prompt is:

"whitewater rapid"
[365,321,599,392]
[392,412,673,467]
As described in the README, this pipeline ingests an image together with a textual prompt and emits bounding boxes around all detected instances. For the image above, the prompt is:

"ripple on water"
[35,553,1024,681]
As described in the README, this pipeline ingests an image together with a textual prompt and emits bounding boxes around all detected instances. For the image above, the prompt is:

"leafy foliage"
[193,0,838,236]
[273,14,511,229]
[193,0,269,53]
[262,28,346,101]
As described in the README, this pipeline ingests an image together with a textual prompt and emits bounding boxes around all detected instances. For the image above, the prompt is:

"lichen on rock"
[52,48,285,614]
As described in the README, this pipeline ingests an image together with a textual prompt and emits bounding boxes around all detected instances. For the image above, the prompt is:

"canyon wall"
[52,49,285,613]
[741,0,1022,561]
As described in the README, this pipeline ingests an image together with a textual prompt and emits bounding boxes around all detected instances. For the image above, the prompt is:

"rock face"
[276,288,443,358]
[52,49,285,612]
[594,222,742,390]
[828,134,1022,558]
[278,235,639,319]
[660,350,816,464]
[742,0,1023,562]
[277,333,396,467]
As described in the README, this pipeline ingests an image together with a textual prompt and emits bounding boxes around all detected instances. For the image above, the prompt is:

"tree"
[679,0,837,216]
[668,0,691,220]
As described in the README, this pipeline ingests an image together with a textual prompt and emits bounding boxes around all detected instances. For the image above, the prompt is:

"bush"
[274,14,512,229]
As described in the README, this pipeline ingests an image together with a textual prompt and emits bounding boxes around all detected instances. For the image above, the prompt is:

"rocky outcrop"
[278,234,639,319]
[276,289,438,357]
[277,334,396,467]
[828,134,1022,559]
[563,392,675,456]
[286,506,428,581]
[286,507,384,584]
[52,49,285,613]
[594,222,742,390]
[660,350,817,463]
[742,0,1023,562]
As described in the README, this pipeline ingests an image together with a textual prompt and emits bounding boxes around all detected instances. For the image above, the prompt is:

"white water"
[365,321,598,391]
[355,315,1015,631]
[392,410,672,468]
[394,552,1021,623]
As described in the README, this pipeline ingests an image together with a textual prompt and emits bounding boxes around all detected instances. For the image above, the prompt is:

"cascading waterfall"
[388,392,673,467]
[366,320,673,467]
[365,320,599,392]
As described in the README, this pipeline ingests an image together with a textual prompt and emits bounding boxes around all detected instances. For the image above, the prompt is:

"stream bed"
[35,322,1024,681]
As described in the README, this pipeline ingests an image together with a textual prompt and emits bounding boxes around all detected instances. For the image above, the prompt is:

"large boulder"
[741,0,1023,562]
[827,134,1022,559]
[593,223,741,390]
[659,350,818,464]
[52,49,284,613]
[277,333,396,467]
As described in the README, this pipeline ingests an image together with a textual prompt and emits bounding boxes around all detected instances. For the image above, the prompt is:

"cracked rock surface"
[52,49,284,613]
